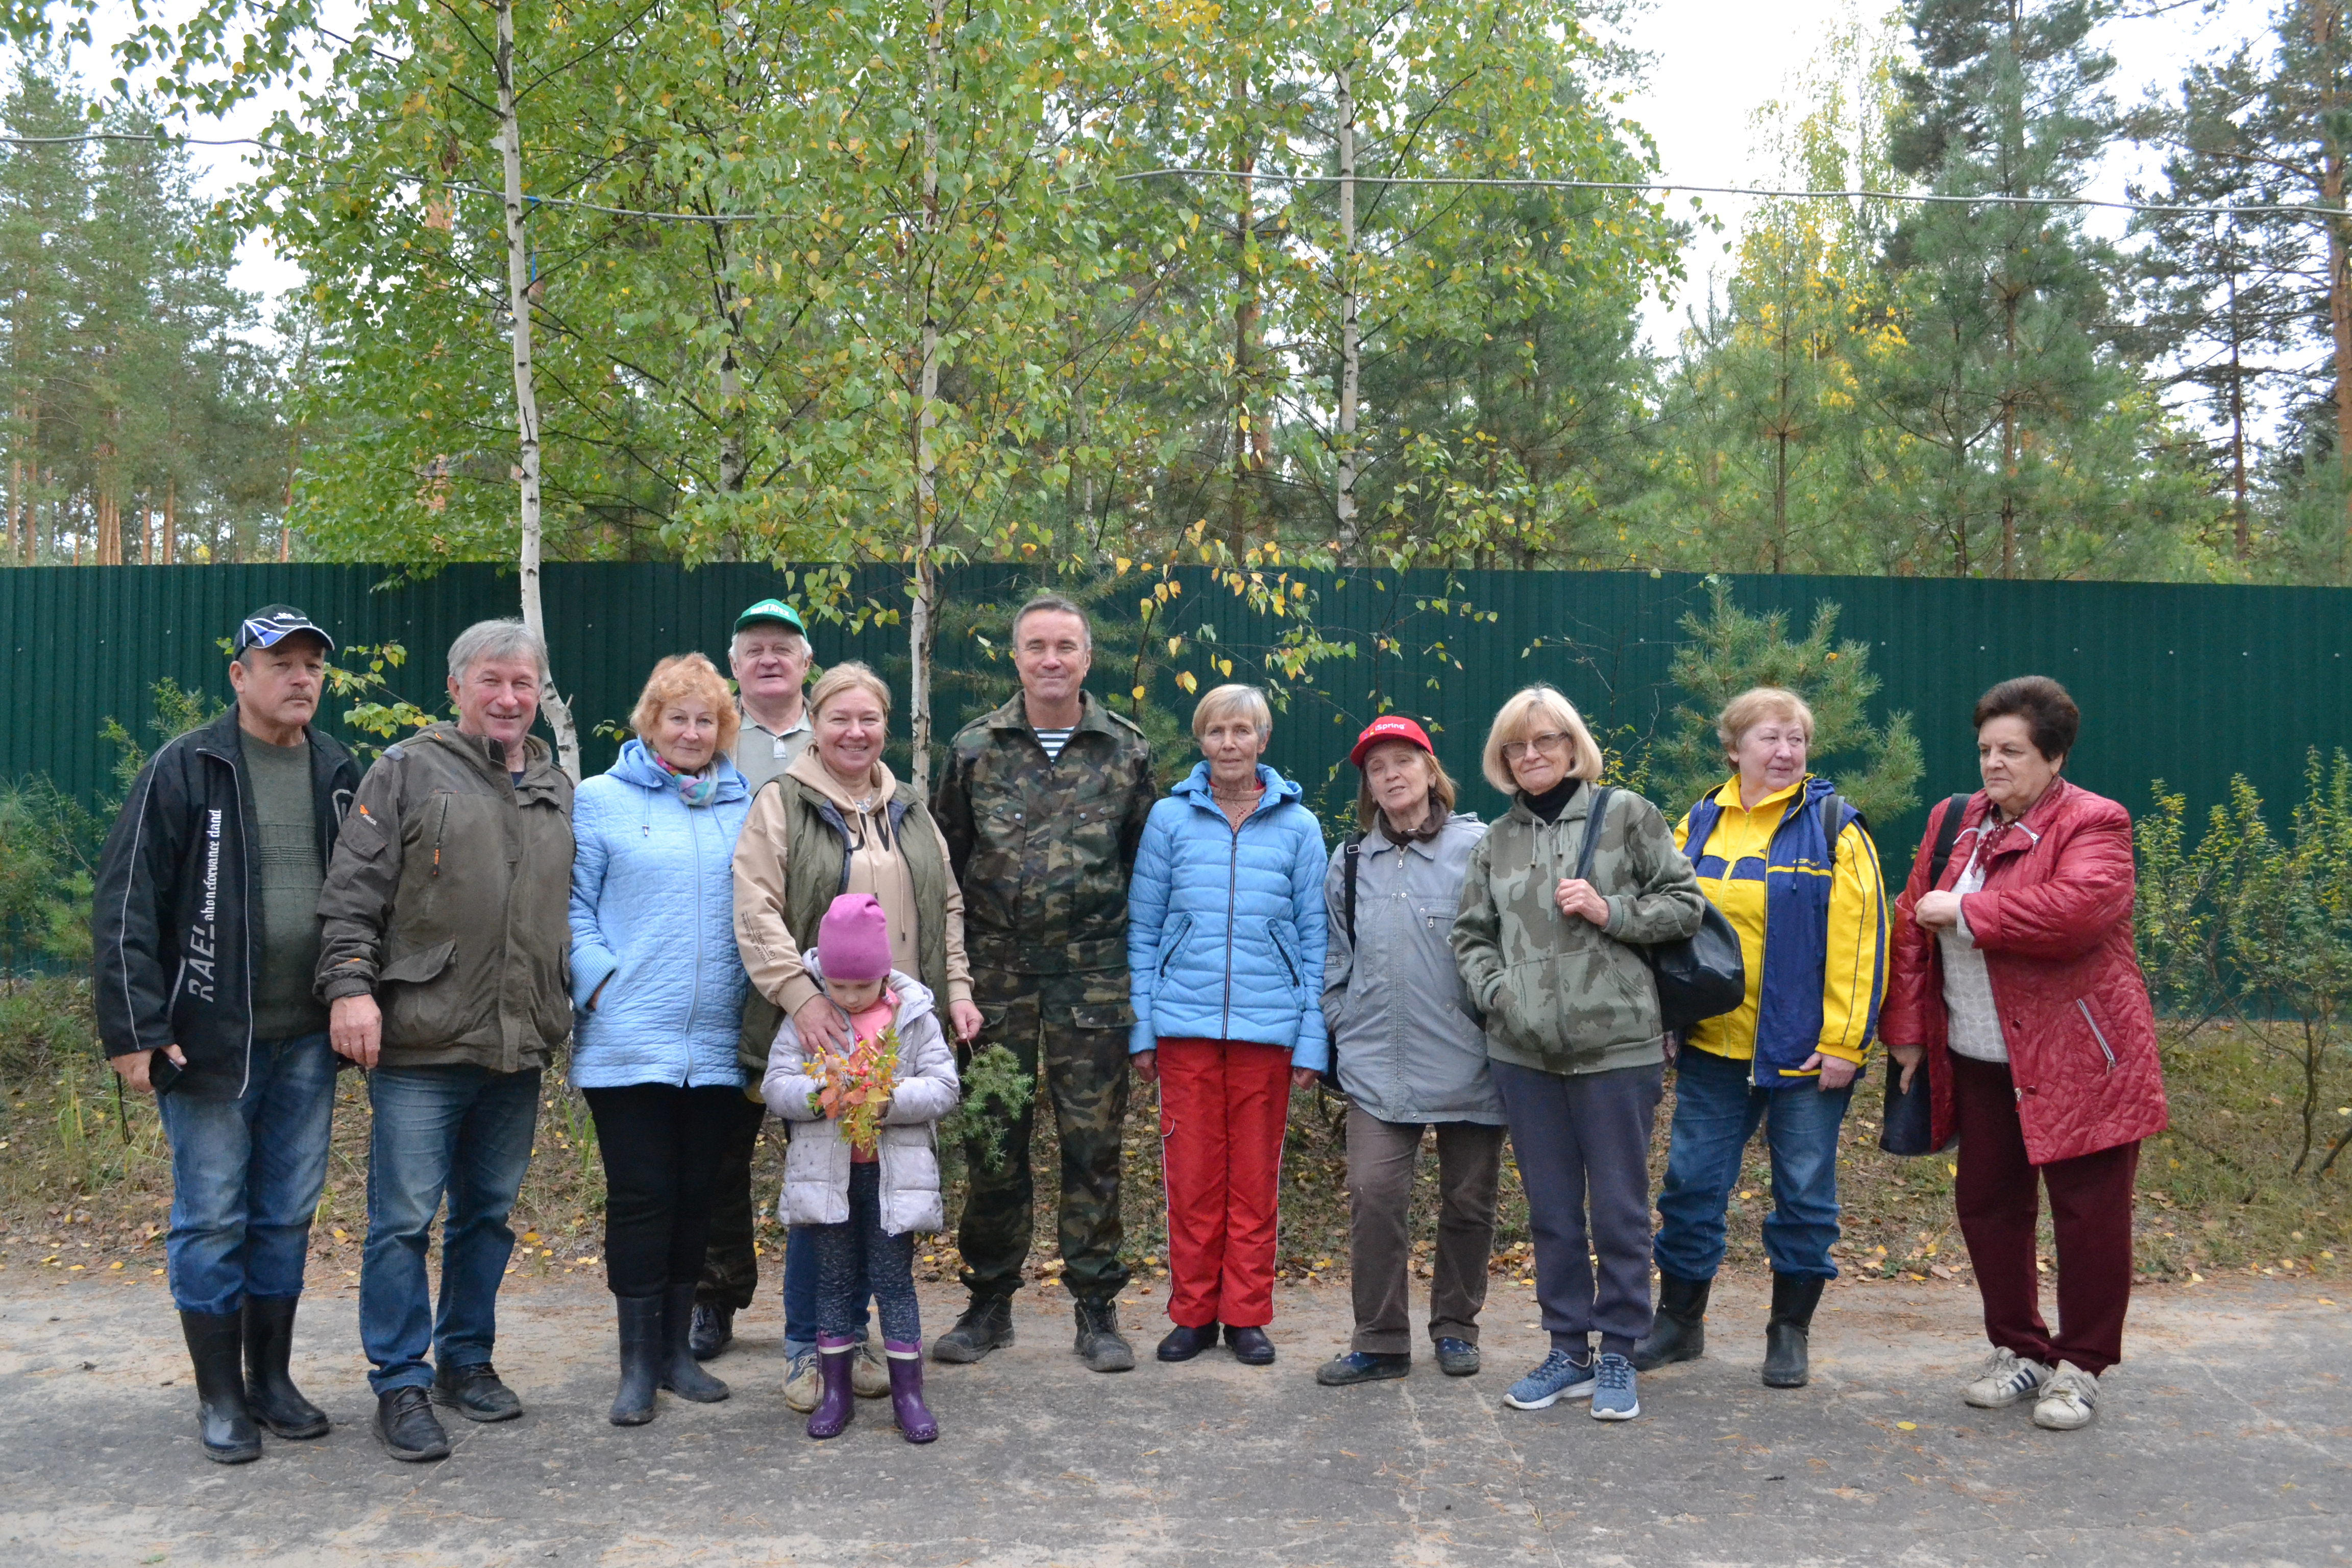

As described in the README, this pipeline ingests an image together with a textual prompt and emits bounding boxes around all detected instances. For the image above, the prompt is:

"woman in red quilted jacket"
[1882,676,2166,1434]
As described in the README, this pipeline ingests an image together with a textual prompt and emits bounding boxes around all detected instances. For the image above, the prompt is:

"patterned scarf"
[653,750,719,807]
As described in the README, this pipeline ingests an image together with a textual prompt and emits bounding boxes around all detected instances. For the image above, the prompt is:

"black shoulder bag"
[1879,793,1971,1157]
[1580,787,1746,1036]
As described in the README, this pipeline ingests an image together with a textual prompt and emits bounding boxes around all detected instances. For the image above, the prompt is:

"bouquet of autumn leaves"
[806,1025,903,1154]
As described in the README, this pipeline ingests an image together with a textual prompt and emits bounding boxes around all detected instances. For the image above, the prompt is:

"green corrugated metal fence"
[5,562,2347,857]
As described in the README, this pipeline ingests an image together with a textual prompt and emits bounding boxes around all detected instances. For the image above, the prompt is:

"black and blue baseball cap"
[233,604,336,656]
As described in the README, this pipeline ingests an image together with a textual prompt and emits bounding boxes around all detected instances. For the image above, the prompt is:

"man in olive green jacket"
[317,620,575,1464]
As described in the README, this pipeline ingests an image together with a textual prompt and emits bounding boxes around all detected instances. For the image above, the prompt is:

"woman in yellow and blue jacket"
[1634,687,1885,1390]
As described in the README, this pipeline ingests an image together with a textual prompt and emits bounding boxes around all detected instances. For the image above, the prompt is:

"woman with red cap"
[1314,717,1501,1388]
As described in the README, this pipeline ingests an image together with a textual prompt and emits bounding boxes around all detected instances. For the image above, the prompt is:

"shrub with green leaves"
[2138,752,2352,1178]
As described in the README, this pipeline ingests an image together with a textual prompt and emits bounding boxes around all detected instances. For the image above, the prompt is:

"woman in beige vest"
[731,660,981,1410]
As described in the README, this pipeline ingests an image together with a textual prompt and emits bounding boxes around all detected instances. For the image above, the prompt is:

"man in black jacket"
[93,605,359,1465]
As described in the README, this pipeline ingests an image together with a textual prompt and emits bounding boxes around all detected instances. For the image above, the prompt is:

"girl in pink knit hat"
[761,894,961,1441]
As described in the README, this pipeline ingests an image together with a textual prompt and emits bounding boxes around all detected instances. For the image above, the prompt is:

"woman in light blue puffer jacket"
[1128,683,1328,1369]
[567,653,752,1425]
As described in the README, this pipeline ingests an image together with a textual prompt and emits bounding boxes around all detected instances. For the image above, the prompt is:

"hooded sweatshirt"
[731,748,974,1022]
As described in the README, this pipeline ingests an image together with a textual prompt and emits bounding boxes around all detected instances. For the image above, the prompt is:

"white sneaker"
[1962,1345,2053,1408]
[2031,1361,2099,1430]
[782,1346,821,1413]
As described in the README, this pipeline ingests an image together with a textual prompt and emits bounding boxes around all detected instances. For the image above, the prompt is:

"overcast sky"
[1616,0,2273,351]
[70,0,2278,351]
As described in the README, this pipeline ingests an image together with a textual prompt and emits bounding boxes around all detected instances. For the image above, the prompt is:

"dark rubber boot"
[240,1296,329,1440]
[806,1336,856,1439]
[1073,1298,1137,1373]
[610,1293,663,1426]
[1762,1272,1826,1389]
[688,1302,733,1361]
[181,1309,261,1463]
[930,1294,1014,1363]
[656,1283,730,1404]
[1631,1272,1710,1372]
[885,1339,939,1443]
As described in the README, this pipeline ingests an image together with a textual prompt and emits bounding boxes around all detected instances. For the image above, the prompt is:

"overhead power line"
[1120,166,2343,223]
[3,130,2336,225]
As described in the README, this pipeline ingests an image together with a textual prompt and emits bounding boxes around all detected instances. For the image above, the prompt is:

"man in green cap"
[689,596,816,1360]
[727,598,814,794]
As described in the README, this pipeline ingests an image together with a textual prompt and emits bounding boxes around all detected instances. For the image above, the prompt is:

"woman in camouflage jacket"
[1452,684,1704,1424]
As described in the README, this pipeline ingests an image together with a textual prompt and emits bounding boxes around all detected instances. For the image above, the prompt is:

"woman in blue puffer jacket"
[568,652,752,1425]
[1129,683,1328,1368]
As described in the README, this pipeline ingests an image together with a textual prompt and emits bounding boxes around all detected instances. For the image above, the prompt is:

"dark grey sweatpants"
[1490,1058,1665,1359]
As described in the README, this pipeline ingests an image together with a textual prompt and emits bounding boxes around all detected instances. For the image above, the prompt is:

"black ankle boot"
[1762,1272,1826,1388]
[930,1294,1014,1363]
[657,1283,729,1403]
[1631,1272,1710,1372]
[241,1296,329,1439]
[610,1294,663,1426]
[180,1309,261,1463]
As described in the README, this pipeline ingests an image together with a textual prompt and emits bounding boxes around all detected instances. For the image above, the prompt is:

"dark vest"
[737,773,954,1071]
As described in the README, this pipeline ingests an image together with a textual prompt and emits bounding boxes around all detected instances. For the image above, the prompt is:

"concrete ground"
[0,1271,2344,1567]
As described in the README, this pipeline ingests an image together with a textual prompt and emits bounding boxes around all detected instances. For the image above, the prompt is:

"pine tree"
[1651,579,1923,823]
[1641,14,1917,575]
[0,59,275,567]
[2128,40,2321,560]
[2127,1,2352,570]
[1874,0,2204,578]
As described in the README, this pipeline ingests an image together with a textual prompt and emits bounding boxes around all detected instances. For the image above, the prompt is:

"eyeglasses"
[1501,730,1571,764]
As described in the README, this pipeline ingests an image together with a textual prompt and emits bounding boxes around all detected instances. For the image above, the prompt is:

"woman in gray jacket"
[1315,717,1503,1387]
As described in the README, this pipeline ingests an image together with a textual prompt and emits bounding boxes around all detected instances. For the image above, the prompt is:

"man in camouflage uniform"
[928,594,1159,1373]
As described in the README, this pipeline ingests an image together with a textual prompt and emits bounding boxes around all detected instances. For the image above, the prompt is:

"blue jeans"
[156,1034,337,1315]
[782,1224,869,1354]
[1653,1044,1853,1283]
[359,1065,541,1394]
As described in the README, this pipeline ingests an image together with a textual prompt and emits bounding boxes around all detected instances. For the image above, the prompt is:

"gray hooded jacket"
[1320,814,1503,1125]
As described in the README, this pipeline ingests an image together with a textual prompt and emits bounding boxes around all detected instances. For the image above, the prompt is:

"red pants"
[1157,1039,1292,1329]
[1950,1054,2140,1374]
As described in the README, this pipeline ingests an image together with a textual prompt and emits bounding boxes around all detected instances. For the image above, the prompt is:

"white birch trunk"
[906,0,945,793]
[496,0,580,782]
[1334,60,1361,563]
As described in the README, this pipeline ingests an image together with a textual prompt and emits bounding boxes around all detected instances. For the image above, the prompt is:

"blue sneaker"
[1589,1352,1639,1420]
[1503,1345,1597,1410]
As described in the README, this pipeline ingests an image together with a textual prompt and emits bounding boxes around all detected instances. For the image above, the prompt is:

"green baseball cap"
[733,598,807,636]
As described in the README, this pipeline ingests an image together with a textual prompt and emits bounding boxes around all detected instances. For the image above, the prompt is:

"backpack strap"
[1576,785,1613,884]
[1818,793,1863,866]
[1342,832,1366,946]
[1926,793,1971,889]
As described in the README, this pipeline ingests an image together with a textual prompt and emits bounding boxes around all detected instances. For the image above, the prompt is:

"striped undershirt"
[1033,727,1074,760]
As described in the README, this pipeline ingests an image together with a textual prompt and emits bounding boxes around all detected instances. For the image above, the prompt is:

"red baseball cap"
[1350,715,1435,769]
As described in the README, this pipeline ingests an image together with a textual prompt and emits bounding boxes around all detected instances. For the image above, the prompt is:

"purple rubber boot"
[885,1340,938,1443]
[806,1336,856,1439]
